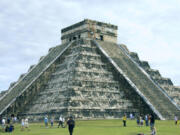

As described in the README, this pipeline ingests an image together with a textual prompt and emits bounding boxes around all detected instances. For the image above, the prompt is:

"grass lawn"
[0,119,179,135]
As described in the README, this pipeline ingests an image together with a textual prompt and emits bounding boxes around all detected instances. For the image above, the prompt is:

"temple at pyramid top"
[61,19,118,44]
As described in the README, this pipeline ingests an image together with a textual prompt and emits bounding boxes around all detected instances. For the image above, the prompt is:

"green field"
[0,120,179,135]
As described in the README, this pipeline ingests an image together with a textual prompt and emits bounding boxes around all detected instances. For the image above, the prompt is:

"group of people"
[122,113,156,135]
[136,114,156,135]
[0,117,15,132]
[1,113,179,135]
[21,118,29,131]
[136,114,151,127]
[0,115,75,135]
[44,115,65,128]
[44,115,75,135]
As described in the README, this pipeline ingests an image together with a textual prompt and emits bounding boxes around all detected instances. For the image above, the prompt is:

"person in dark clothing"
[67,116,75,135]
[136,115,140,126]
[9,124,14,132]
[122,114,127,127]
[7,118,10,124]
[0,116,2,125]
[150,114,155,130]
[5,125,9,132]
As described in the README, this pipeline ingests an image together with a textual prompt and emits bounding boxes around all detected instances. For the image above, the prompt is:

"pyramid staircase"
[0,42,70,115]
[94,40,180,119]
[129,51,180,107]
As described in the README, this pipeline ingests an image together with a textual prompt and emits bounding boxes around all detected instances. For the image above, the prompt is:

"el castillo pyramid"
[0,19,180,121]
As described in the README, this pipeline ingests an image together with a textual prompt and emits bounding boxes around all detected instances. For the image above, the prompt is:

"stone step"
[152,76,173,85]
[49,72,115,83]
[29,98,131,106]
[79,52,101,57]
[161,85,180,92]
[55,54,103,70]
[74,62,107,70]
[77,53,102,61]
[76,60,105,65]
[46,81,119,89]
[71,44,97,52]
[71,44,96,49]
[47,79,119,86]
[145,69,161,78]
[64,52,79,58]
[74,71,114,79]
[24,107,138,115]
[40,88,121,95]
[52,69,113,77]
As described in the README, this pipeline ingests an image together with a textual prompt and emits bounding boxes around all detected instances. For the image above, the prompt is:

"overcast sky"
[0,0,180,91]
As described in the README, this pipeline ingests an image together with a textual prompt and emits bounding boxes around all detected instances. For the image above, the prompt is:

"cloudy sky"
[0,0,180,91]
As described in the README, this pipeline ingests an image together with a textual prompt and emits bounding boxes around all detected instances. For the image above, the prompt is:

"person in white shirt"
[62,117,65,128]
[174,116,178,125]
[58,116,63,128]
[25,118,29,128]
[130,113,133,120]
[21,119,25,131]
[2,118,6,129]
[13,117,17,123]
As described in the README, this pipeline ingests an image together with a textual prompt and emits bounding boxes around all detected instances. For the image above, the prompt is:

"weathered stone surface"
[61,19,118,44]
[28,65,35,72]
[128,48,180,107]
[20,40,143,120]
[0,43,68,116]
[96,40,180,120]
[0,20,179,121]
[8,82,16,89]
[0,90,7,99]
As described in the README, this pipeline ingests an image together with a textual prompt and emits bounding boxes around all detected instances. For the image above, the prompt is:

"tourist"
[67,116,75,135]
[2,118,6,129]
[5,124,9,132]
[0,116,2,125]
[174,115,178,125]
[136,115,140,126]
[50,117,54,127]
[44,116,48,128]
[122,114,127,127]
[58,115,63,128]
[145,115,149,126]
[25,117,30,130]
[7,117,10,124]
[130,113,133,120]
[9,124,14,132]
[13,116,17,124]
[4,123,14,132]
[62,116,65,128]
[150,114,155,131]
[140,116,144,126]
[21,119,25,131]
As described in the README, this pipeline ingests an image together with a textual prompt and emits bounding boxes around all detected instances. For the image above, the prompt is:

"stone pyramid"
[0,19,179,120]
